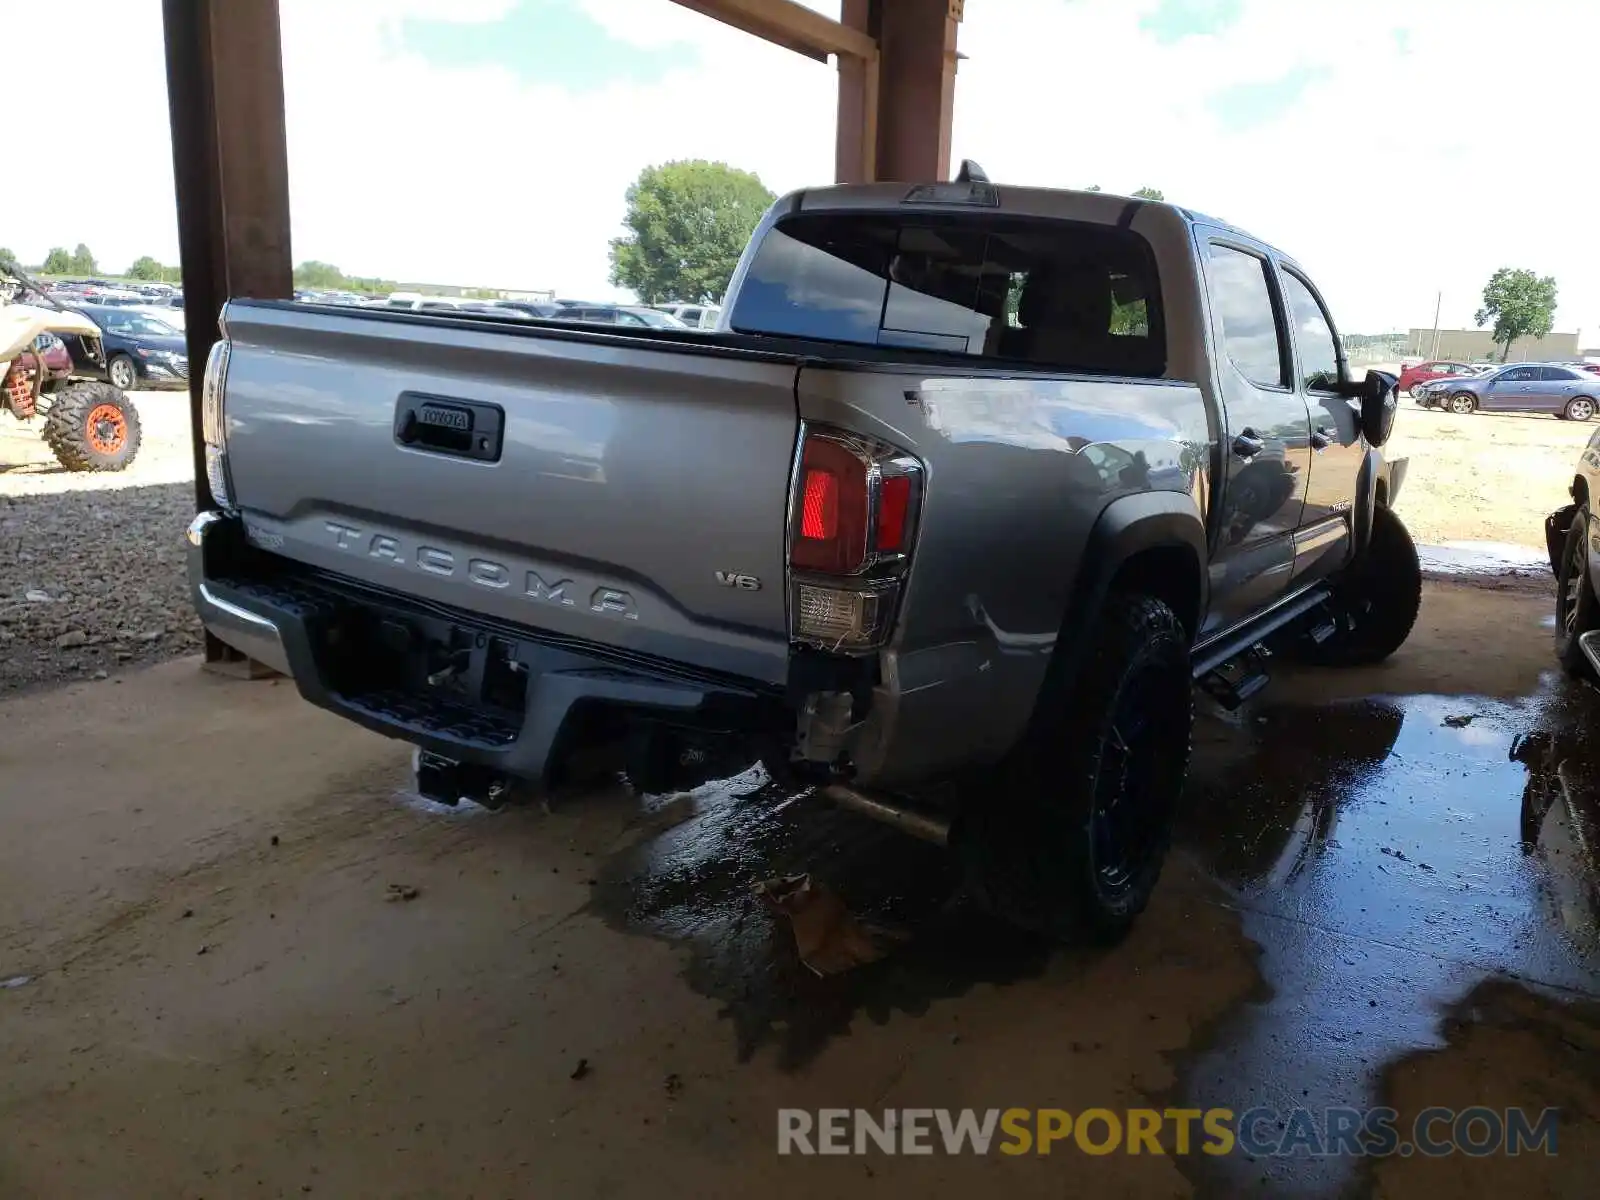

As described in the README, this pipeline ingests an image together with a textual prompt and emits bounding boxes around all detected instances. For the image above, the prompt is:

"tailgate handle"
[395,392,505,463]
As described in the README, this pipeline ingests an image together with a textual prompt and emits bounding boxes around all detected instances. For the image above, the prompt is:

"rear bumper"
[187,511,784,787]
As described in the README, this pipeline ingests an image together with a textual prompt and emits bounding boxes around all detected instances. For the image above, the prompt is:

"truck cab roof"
[789,182,1266,253]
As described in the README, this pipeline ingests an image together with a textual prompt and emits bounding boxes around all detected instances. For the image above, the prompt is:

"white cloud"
[278,0,836,297]
[955,0,1600,340]
[9,0,1599,341]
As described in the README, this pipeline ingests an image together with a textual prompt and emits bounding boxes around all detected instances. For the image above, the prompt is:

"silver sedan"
[1422,363,1600,420]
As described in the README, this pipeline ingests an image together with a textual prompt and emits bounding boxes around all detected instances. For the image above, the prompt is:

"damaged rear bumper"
[187,512,784,791]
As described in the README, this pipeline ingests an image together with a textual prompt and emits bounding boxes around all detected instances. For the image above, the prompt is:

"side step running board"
[1191,586,1333,678]
[1192,586,1334,710]
[1579,630,1600,677]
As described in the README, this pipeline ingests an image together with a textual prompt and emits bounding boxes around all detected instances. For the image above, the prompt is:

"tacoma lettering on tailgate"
[323,520,637,620]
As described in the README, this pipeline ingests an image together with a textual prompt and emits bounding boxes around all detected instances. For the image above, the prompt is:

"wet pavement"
[6,582,1600,1197]
[1180,683,1600,1195]
[588,596,1600,1196]
[589,770,1057,1070]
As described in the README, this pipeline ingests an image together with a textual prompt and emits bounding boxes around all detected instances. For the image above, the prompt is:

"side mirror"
[1358,369,1398,447]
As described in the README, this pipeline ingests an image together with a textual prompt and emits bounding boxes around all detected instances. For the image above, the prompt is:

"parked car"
[65,303,189,391]
[1419,362,1600,420]
[652,302,722,330]
[1398,359,1475,400]
[188,166,1415,941]
[490,300,562,319]
[551,304,688,328]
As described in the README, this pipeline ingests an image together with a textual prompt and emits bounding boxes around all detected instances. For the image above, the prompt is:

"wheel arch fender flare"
[1033,491,1207,724]
[1353,447,1382,560]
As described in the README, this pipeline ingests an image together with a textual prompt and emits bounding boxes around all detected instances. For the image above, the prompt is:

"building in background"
[1405,327,1581,362]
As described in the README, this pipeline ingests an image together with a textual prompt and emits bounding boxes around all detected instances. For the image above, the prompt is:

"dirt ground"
[1386,403,1592,547]
[0,391,203,692]
[3,579,1597,1199]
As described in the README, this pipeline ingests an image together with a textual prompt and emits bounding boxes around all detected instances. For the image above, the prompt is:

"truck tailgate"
[218,303,799,684]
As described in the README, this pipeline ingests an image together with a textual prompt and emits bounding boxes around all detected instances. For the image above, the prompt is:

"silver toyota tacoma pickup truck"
[188,164,1418,939]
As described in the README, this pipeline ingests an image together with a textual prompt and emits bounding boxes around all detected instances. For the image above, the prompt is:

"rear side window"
[1207,244,1286,389]
[730,213,1164,376]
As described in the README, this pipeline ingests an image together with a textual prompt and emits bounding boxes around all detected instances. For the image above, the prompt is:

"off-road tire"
[1298,505,1421,666]
[954,592,1192,943]
[43,381,142,472]
[1555,505,1600,678]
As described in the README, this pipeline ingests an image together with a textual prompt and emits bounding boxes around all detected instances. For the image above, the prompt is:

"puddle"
[580,643,1600,1172]
[588,771,1052,1069]
[1418,540,1551,579]
[1177,682,1600,1197]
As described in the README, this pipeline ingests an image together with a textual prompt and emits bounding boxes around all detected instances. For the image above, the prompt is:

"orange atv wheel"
[42,381,143,472]
[85,403,129,454]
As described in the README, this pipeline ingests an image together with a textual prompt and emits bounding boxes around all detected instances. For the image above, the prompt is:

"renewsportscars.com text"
[777,1107,1559,1158]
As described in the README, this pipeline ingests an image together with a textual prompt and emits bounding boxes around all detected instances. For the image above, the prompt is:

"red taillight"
[800,468,837,541]
[876,474,911,553]
[792,435,870,574]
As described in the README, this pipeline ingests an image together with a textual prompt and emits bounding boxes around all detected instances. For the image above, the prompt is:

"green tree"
[608,160,775,304]
[1132,186,1164,201]
[294,260,346,289]
[1475,267,1558,361]
[42,247,72,274]
[69,243,97,274]
[0,248,15,267]
[127,256,167,281]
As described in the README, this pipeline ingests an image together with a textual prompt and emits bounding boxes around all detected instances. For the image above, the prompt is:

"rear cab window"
[728,212,1166,377]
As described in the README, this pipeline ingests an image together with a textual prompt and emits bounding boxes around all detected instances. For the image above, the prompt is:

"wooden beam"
[837,0,961,184]
[873,0,961,183]
[835,0,878,183]
[163,0,292,667]
[162,0,292,513]
[671,0,875,62]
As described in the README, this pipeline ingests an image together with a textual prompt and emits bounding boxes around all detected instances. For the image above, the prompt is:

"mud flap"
[1547,503,1579,577]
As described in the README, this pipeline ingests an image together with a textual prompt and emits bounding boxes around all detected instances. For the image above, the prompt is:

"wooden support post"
[162,0,292,669]
[836,0,961,184]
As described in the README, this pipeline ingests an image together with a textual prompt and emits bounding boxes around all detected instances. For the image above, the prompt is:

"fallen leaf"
[754,874,904,976]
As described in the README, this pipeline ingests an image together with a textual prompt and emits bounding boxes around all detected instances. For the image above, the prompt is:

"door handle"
[1232,429,1265,458]
[1309,426,1333,450]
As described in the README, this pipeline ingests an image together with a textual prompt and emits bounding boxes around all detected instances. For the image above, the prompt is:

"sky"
[7,0,1598,339]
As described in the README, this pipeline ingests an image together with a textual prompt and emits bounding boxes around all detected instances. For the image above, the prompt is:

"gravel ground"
[0,390,202,694]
